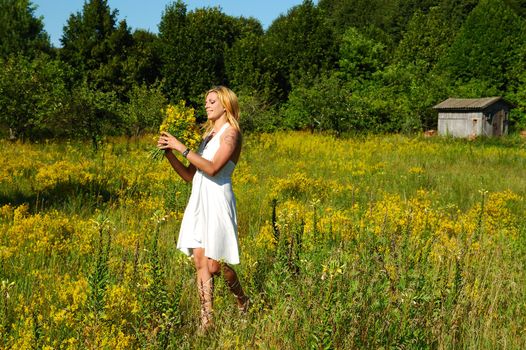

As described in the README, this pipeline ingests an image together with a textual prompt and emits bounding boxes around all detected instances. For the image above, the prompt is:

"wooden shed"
[433,97,511,137]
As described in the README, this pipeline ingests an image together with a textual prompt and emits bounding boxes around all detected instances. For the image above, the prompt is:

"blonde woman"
[157,86,249,332]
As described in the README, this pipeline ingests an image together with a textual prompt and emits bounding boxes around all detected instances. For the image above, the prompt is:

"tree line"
[1,0,525,142]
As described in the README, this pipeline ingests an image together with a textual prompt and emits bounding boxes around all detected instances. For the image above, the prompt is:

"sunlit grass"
[1,133,525,349]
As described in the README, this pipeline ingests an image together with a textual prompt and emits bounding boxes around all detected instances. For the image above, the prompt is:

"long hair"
[203,86,241,135]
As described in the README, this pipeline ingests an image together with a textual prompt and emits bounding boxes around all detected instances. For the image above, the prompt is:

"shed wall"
[437,111,486,137]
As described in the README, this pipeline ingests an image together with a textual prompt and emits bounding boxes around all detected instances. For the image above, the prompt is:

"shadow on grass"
[0,180,116,214]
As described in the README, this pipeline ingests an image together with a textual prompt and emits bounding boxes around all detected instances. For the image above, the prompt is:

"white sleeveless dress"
[177,123,240,264]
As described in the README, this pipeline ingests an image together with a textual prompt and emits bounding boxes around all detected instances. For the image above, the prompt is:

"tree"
[317,0,402,50]
[318,0,398,36]
[225,32,264,94]
[159,1,242,104]
[505,0,526,18]
[339,27,386,83]
[438,0,526,91]
[60,0,133,98]
[224,18,265,94]
[65,81,122,148]
[0,55,67,139]
[121,82,167,137]
[0,0,50,58]
[281,73,350,133]
[394,8,454,69]
[394,0,481,69]
[262,0,338,102]
[184,7,240,103]
[158,1,190,102]
[125,30,161,86]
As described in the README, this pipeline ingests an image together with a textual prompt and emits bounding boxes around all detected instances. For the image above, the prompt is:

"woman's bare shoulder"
[222,126,241,147]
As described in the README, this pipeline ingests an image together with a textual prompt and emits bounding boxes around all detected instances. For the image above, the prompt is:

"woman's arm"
[186,127,239,176]
[157,133,197,182]
[164,150,197,182]
[158,128,239,177]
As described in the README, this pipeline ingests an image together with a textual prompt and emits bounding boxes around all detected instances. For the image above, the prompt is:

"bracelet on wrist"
[182,148,190,158]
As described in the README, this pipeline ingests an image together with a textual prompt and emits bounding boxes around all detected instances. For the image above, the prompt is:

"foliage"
[64,81,123,148]
[159,1,244,105]
[0,0,50,58]
[60,0,134,98]
[157,1,190,103]
[394,8,454,69]
[224,32,265,94]
[344,62,450,132]
[122,82,167,137]
[124,29,161,86]
[237,92,280,133]
[339,27,386,82]
[281,73,350,133]
[317,0,399,42]
[262,0,338,102]
[505,59,526,131]
[182,8,241,104]
[3,0,526,138]
[438,0,526,91]
[0,54,67,139]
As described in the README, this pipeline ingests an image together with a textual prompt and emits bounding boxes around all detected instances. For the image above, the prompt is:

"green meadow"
[1,132,525,349]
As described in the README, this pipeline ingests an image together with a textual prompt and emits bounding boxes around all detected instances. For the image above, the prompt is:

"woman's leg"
[224,264,250,311]
[193,248,214,330]
[203,257,249,313]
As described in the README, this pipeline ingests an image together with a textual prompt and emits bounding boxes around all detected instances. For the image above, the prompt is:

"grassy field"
[1,132,525,349]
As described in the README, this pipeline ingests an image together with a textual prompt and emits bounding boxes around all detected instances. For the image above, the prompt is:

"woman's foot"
[237,295,250,314]
[198,309,214,335]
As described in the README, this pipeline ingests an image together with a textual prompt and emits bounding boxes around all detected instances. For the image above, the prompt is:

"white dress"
[177,123,240,264]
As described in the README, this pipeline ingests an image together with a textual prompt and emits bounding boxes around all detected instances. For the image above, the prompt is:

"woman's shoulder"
[221,124,242,146]
[224,123,241,136]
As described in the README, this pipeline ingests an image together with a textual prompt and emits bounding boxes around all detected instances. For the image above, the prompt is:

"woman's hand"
[157,131,186,153]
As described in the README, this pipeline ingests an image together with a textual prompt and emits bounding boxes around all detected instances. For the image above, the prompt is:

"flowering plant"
[150,101,202,160]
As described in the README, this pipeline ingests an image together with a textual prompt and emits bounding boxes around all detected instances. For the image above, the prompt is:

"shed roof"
[433,97,504,111]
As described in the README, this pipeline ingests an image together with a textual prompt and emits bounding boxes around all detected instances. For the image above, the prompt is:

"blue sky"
[32,0,317,47]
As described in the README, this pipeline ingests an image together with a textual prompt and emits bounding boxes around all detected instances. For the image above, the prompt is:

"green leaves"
[3,0,526,138]
[60,0,133,98]
[439,0,526,90]
[394,8,454,69]
[0,0,50,58]
[262,0,338,101]
[339,27,386,82]
[122,82,167,137]
[0,54,68,139]
[159,2,244,104]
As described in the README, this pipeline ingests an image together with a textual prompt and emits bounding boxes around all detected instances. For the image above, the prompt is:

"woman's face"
[205,92,226,121]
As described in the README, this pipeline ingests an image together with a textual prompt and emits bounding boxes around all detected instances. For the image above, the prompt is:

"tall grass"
[0,133,525,349]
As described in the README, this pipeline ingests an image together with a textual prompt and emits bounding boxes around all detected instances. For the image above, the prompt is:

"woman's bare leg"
[204,256,249,313]
[221,263,249,311]
[193,248,214,330]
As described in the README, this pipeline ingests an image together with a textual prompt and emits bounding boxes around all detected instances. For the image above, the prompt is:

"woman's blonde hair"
[204,86,241,135]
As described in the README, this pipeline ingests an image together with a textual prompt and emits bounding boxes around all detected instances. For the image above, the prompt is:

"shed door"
[470,117,480,136]
[492,111,504,136]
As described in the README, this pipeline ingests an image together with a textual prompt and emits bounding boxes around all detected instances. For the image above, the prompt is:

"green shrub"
[63,81,123,148]
[237,91,280,133]
[280,74,350,134]
[0,54,68,140]
[122,82,168,137]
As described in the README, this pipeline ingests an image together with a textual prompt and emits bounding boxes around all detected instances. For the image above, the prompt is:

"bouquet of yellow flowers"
[150,101,202,160]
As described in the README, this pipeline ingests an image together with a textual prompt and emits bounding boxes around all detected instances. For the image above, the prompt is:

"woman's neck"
[212,116,229,133]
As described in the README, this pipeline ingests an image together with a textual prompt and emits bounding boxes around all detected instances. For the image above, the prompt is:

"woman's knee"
[207,259,221,276]
[221,264,235,279]
[193,249,208,271]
